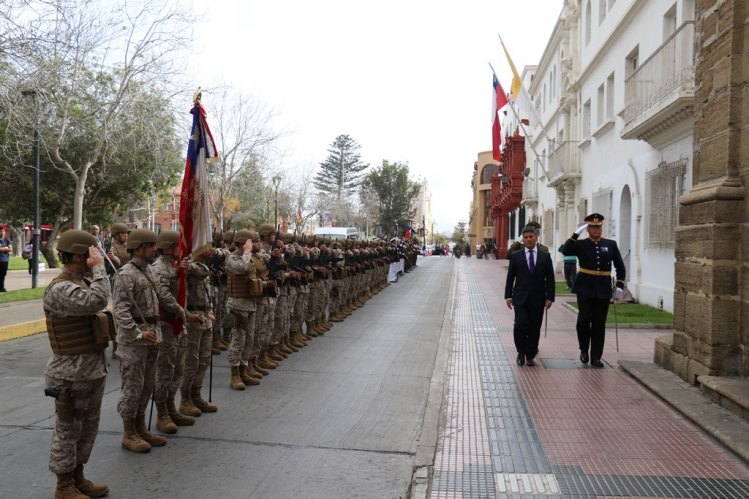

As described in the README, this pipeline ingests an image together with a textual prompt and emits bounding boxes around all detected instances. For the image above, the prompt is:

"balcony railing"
[547,140,581,186]
[621,21,695,142]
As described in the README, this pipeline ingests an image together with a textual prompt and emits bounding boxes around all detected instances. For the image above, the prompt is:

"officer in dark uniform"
[560,213,625,367]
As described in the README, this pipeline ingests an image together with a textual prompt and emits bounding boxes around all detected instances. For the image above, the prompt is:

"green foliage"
[567,301,673,325]
[0,287,46,304]
[313,135,369,203]
[452,221,467,243]
[360,160,420,238]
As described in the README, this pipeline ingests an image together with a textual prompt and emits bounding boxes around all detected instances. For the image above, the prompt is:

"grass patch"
[555,281,573,296]
[8,256,29,271]
[0,287,46,304]
[566,301,673,325]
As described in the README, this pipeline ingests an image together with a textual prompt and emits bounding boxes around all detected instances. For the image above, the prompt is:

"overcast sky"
[190,0,563,233]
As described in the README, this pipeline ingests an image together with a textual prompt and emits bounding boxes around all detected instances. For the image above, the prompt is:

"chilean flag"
[174,98,218,334]
[492,72,508,162]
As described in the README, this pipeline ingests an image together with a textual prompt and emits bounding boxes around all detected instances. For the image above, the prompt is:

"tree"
[206,87,280,231]
[452,221,467,244]
[313,134,369,204]
[360,160,420,238]
[0,0,193,229]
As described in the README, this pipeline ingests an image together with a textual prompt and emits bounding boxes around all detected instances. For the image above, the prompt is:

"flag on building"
[499,35,542,127]
[492,72,509,161]
[175,94,218,332]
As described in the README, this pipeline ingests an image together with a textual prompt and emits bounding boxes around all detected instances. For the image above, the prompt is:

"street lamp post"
[272,175,281,231]
[22,89,41,289]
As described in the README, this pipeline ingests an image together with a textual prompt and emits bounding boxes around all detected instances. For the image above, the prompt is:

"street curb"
[619,360,749,463]
[0,319,46,342]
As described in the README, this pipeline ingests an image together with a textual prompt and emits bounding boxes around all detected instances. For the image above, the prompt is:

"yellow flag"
[500,36,521,99]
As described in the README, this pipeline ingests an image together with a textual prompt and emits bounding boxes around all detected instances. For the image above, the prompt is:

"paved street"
[2,255,749,498]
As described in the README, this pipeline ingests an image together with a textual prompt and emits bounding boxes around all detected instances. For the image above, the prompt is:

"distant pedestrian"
[561,214,626,368]
[504,225,555,367]
[558,244,577,289]
[0,226,11,292]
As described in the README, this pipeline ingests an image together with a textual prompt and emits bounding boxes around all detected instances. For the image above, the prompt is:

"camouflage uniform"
[44,264,110,475]
[225,247,258,388]
[114,257,161,420]
[111,239,129,269]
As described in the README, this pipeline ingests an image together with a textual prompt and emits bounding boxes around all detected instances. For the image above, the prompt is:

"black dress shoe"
[526,357,536,367]
[516,353,525,366]
[580,351,589,364]
[591,359,604,368]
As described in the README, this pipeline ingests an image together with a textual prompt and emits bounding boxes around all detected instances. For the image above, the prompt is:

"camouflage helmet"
[111,223,129,236]
[155,230,180,250]
[258,223,275,237]
[282,232,295,244]
[126,229,158,249]
[249,231,260,242]
[222,230,234,242]
[57,230,98,255]
[233,229,253,244]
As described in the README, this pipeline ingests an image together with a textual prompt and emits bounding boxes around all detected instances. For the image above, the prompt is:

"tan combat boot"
[191,387,217,413]
[135,414,167,447]
[230,366,246,390]
[246,362,265,379]
[55,471,88,499]
[257,352,278,370]
[240,366,260,385]
[269,346,286,361]
[290,332,306,348]
[121,418,151,453]
[217,338,229,351]
[277,341,294,355]
[305,321,319,336]
[155,402,177,434]
[73,463,109,498]
[167,394,195,426]
[283,339,299,353]
[179,388,202,417]
[253,359,270,376]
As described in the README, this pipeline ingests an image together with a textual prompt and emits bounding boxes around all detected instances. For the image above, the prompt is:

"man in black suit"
[560,213,626,367]
[504,224,555,366]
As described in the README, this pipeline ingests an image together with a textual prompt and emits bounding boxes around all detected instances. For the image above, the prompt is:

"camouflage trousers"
[117,344,158,419]
[183,312,213,391]
[271,287,289,345]
[290,284,308,332]
[227,308,256,367]
[46,375,105,475]
[255,296,276,352]
[154,325,187,403]
[305,281,320,323]
[322,277,332,320]
[330,279,342,315]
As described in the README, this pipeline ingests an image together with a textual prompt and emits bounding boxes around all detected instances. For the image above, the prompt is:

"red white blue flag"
[492,72,508,162]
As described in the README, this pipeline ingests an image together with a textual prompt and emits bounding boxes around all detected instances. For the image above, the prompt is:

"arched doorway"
[619,185,632,273]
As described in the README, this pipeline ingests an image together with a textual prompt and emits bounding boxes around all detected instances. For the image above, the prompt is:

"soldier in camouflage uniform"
[113,229,168,453]
[180,248,218,416]
[225,229,259,390]
[44,230,111,499]
[253,226,279,372]
[211,231,233,353]
[151,230,194,434]
[106,222,130,360]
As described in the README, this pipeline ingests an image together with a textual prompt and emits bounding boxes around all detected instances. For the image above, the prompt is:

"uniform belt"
[579,267,611,277]
[134,316,159,324]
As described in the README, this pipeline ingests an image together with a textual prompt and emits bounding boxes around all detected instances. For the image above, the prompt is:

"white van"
[314,227,358,240]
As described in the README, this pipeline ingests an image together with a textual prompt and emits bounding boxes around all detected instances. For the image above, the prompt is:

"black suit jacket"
[504,246,555,307]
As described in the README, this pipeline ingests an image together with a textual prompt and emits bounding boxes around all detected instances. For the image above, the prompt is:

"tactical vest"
[45,274,111,355]
[227,272,263,298]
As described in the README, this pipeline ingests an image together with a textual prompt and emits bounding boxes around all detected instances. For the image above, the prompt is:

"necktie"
[529,249,535,273]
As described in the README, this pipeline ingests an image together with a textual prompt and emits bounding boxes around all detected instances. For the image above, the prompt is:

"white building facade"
[504,0,695,312]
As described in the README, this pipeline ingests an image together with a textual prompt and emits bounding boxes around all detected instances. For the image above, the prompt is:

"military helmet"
[258,223,275,237]
[126,229,158,249]
[57,230,98,255]
[282,232,295,244]
[155,230,180,249]
[111,223,129,236]
[249,231,260,242]
[222,230,234,242]
[234,229,253,244]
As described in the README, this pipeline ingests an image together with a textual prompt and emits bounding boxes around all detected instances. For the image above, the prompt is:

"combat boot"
[167,394,195,426]
[55,472,89,499]
[253,359,270,376]
[240,366,260,385]
[269,346,286,360]
[290,332,307,348]
[217,338,229,351]
[246,362,265,379]
[73,464,109,498]
[121,418,151,453]
[257,352,278,369]
[179,388,202,417]
[305,321,319,336]
[278,341,294,355]
[191,387,217,413]
[135,414,167,447]
[155,402,177,434]
[230,366,246,390]
[283,339,299,353]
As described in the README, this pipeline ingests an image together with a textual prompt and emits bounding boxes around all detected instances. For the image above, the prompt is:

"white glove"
[574,223,589,236]
[614,288,624,302]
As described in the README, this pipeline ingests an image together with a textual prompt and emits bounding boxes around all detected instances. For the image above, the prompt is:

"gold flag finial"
[193,87,202,105]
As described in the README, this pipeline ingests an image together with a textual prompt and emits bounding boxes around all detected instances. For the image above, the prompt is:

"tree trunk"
[72,165,90,230]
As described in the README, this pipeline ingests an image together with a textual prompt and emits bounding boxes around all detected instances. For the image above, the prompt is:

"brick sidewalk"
[430,257,749,498]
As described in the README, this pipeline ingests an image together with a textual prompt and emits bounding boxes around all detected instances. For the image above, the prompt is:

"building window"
[597,83,605,127]
[585,0,592,45]
[625,46,639,79]
[481,164,498,184]
[583,99,591,136]
[606,72,615,119]
[663,3,677,40]
[483,190,493,227]
[646,157,687,248]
